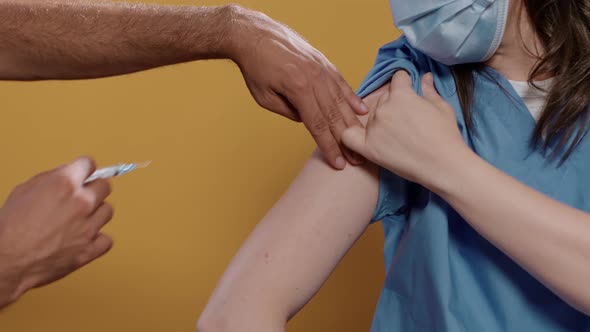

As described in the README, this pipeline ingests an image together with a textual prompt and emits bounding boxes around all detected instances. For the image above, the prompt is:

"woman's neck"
[485,0,548,81]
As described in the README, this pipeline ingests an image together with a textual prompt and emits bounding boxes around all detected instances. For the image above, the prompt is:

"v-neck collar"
[479,66,539,126]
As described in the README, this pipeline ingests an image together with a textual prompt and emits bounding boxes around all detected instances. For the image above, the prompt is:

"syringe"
[84,161,151,184]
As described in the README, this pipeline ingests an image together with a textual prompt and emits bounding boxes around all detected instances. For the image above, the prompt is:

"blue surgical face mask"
[389,0,510,65]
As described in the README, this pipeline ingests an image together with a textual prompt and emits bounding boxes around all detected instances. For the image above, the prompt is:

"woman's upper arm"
[198,87,389,332]
[198,155,379,331]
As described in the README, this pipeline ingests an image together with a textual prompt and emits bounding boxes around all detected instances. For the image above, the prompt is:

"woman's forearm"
[0,1,237,80]
[342,72,590,315]
[435,150,590,314]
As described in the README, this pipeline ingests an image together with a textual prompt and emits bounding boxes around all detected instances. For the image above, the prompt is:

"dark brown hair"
[452,0,590,162]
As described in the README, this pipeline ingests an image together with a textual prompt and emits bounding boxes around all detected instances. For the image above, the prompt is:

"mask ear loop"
[482,0,510,61]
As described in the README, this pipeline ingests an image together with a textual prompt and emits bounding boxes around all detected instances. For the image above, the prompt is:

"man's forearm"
[0,1,241,80]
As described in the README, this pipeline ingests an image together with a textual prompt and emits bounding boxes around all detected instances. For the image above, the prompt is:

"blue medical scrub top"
[359,37,590,331]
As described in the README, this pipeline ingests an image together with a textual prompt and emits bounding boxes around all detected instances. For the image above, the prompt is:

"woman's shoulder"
[374,36,429,66]
[358,36,454,99]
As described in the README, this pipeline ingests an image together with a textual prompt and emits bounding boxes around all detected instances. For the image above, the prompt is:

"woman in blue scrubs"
[198,0,590,331]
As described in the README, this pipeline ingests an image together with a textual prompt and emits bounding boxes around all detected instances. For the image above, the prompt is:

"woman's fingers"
[341,126,369,158]
[421,73,455,118]
[389,70,413,94]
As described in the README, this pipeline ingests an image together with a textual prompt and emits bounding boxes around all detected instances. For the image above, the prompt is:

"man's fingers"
[313,128,346,170]
[339,101,366,165]
[269,92,302,122]
[341,126,369,159]
[326,66,367,164]
[88,203,114,235]
[286,85,347,170]
[313,70,366,165]
[313,71,347,137]
[84,179,112,212]
[62,156,96,185]
[421,73,455,117]
[77,233,113,268]
[390,70,413,93]
[327,64,369,115]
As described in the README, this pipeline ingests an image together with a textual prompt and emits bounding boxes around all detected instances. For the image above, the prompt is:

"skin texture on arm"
[196,91,386,332]
[0,0,367,169]
[343,71,590,316]
[0,1,235,80]
[439,144,590,316]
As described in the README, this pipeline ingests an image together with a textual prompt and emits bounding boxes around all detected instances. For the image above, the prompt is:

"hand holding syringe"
[84,161,151,184]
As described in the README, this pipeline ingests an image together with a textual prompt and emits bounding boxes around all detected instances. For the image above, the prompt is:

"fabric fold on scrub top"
[358,36,590,332]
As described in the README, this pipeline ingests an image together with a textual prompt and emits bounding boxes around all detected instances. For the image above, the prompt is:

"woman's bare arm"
[344,72,590,316]
[197,89,387,332]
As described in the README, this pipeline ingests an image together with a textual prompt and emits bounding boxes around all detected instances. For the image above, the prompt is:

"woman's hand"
[346,71,590,316]
[342,71,471,190]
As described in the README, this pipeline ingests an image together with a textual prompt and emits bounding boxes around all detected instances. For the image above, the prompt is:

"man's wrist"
[0,262,30,308]
[190,4,247,62]
[0,227,35,309]
[215,4,265,65]
[217,4,240,61]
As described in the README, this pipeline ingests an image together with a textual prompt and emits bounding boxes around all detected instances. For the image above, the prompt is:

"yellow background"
[0,1,399,331]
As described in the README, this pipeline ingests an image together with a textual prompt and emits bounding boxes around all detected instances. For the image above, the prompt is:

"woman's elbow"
[196,300,287,332]
[568,295,590,317]
[196,312,225,332]
[196,303,231,332]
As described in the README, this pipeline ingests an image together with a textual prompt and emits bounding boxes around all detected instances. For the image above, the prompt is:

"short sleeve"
[358,36,431,223]
[357,36,431,99]
[372,169,411,222]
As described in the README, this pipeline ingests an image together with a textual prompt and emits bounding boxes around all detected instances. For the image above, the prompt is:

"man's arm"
[0,1,234,80]
[0,1,368,169]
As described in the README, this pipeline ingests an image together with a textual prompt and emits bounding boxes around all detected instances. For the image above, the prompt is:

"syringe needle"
[135,161,152,168]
